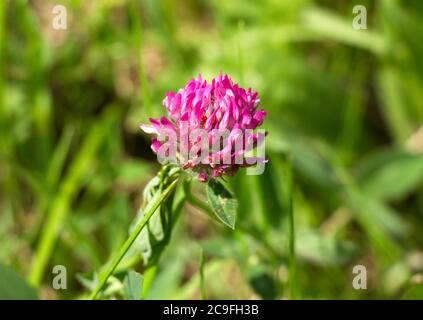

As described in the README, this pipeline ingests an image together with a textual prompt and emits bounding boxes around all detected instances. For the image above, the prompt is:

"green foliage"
[133,166,181,267]
[0,263,38,300]
[123,271,143,300]
[355,149,423,200]
[207,179,238,229]
[1,0,423,300]
[402,284,423,300]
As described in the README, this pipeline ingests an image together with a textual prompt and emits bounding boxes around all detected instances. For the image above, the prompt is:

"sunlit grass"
[1,0,423,300]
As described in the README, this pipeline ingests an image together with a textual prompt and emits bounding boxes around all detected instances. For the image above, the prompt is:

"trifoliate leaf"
[207,179,238,229]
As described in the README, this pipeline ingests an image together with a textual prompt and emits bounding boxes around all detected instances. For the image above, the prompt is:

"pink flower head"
[140,74,267,182]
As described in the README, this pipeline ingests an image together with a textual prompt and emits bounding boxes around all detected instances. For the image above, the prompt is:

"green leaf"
[0,263,38,300]
[355,149,423,200]
[123,271,143,300]
[207,179,238,229]
[296,230,358,266]
[402,283,423,300]
[134,190,174,267]
[133,166,180,267]
[246,263,277,300]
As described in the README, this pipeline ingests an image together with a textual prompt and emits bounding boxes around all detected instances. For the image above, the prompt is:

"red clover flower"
[141,74,267,182]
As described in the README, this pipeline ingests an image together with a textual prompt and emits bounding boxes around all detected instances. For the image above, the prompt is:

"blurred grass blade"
[355,148,423,200]
[0,0,6,109]
[46,126,75,188]
[199,248,207,300]
[377,67,413,143]
[302,7,387,55]
[285,155,298,299]
[28,107,120,287]
[128,0,152,120]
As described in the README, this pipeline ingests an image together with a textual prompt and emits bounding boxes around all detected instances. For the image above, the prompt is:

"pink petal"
[198,171,208,182]
[140,124,157,134]
[151,138,161,153]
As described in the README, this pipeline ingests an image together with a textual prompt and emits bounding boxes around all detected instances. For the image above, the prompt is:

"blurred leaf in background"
[1,0,423,300]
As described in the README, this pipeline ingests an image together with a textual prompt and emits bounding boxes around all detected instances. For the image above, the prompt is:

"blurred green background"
[1,0,423,299]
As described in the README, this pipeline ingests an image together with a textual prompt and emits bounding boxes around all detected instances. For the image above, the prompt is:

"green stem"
[237,20,245,86]
[183,179,214,217]
[90,178,179,300]
[286,155,298,299]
